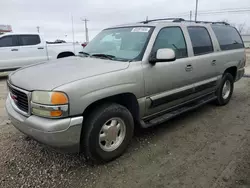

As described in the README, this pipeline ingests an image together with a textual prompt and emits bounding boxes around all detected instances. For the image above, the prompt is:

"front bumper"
[5,96,83,152]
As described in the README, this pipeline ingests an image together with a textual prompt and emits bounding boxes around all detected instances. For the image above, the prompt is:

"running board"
[141,95,217,128]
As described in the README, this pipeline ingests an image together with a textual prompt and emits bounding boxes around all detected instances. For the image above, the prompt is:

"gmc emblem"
[10,92,18,103]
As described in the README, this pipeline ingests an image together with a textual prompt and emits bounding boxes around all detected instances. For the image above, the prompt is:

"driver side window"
[0,36,18,47]
[152,27,188,59]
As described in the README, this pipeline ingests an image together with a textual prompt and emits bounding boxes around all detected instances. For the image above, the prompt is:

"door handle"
[38,47,44,50]
[211,60,216,66]
[11,49,18,51]
[185,64,193,72]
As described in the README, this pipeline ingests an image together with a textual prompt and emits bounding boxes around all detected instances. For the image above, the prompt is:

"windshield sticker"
[131,27,150,33]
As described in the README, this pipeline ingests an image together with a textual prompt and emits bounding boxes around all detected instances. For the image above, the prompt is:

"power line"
[198,7,250,13]
[199,9,250,15]
[170,8,250,18]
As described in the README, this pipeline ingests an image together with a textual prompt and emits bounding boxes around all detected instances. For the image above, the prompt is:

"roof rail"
[187,20,230,25]
[140,18,230,25]
[139,18,185,24]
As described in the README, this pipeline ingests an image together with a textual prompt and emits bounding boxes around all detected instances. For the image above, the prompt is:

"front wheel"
[215,73,234,106]
[82,103,134,164]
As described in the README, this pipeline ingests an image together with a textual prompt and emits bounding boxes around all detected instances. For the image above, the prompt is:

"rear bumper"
[235,67,245,82]
[5,96,83,152]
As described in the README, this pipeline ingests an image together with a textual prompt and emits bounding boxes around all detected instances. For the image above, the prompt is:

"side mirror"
[149,48,176,64]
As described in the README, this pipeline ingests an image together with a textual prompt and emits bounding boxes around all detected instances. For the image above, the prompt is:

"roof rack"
[139,18,185,24]
[140,18,230,25]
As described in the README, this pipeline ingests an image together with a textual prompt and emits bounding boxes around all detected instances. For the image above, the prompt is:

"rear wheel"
[215,73,234,106]
[82,103,134,164]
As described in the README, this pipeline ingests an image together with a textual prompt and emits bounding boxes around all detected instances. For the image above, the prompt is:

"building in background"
[242,35,250,48]
[0,25,12,34]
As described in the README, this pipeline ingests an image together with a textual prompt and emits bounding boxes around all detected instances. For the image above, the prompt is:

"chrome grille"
[8,84,29,113]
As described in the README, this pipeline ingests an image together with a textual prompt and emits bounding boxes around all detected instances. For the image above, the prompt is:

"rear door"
[18,34,47,66]
[186,26,218,96]
[0,35,20,70]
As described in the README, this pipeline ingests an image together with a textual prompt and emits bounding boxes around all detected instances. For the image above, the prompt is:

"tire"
[215,73,234,106]
[82,103,134,164]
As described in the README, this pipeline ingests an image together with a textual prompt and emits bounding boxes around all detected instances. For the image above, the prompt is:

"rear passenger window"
[211,26,244,51]
[188,27,214,55]
[152,27,188,59]
[19,35,41,46]
[0,36,18,47]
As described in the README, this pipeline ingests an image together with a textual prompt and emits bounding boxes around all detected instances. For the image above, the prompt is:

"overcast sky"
[0,0,249,42]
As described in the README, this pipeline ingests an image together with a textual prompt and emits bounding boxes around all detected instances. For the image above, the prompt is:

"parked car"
[6,18,246,163]
[0,33,83,72]
[81,42,88,48]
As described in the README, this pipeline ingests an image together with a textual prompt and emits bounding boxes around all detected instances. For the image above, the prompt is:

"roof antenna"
[146,16,148,22]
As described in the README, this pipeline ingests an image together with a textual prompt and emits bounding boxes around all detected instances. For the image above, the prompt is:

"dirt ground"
[0,52,250,188]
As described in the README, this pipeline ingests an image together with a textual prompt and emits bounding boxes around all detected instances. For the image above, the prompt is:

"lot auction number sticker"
[131,27,150,32]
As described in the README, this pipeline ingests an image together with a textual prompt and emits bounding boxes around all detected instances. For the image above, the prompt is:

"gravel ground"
[1,55,250,188]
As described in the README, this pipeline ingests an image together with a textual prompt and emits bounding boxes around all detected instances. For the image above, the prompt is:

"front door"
[143,26,195,116]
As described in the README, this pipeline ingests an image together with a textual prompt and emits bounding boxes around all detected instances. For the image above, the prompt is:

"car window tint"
[152,27,188,59]
[0,36,18,47]
[19,35,41,46]
[188,27,214,55]
[211,26,244,51]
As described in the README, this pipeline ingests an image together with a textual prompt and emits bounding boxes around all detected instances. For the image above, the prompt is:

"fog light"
[32,108,51,117]
[32,108,63,118]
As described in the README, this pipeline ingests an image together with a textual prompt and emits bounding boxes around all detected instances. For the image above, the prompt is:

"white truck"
[0,33,83,72]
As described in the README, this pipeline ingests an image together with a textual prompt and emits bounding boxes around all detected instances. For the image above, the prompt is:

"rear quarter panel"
[207,25,245,76]
[214,49,245,76]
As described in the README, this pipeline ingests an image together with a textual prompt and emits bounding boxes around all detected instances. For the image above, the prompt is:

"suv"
[6,18,246,163]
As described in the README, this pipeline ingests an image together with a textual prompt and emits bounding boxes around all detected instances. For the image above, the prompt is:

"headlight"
[31,91,69,118]
[32,91,68,105]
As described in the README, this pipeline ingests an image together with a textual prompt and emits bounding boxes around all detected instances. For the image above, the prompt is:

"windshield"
[82,27,153,61]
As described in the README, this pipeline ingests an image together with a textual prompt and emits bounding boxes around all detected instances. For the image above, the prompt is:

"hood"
[10,56,129,91]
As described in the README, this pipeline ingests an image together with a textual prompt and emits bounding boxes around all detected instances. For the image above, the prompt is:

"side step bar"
[141,94,217,128]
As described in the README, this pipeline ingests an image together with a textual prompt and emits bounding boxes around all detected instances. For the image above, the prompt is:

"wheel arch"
[57,51,75,59]
[224,66,237,81]
[82,93,141,125]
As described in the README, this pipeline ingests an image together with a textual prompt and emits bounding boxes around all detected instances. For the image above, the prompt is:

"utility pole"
[71,14,76,53]
[190,11,192,21]
[36,26,40,33]
[195,0,199,21]
[81,18,89,43]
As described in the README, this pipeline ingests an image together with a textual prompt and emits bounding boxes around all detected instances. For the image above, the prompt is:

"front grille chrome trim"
[7,81,31,117]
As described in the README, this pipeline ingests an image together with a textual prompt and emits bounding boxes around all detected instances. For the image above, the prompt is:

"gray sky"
[0,0,249,42]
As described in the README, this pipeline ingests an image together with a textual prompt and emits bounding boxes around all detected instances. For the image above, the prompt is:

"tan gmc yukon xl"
[6,18,246,163]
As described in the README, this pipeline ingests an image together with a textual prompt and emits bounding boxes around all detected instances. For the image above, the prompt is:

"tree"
[219,19,246,34]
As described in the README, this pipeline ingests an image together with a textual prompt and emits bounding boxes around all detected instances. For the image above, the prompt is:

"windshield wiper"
[91,53,116,60]
[172,44,179,50]
[79,52,90,57]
